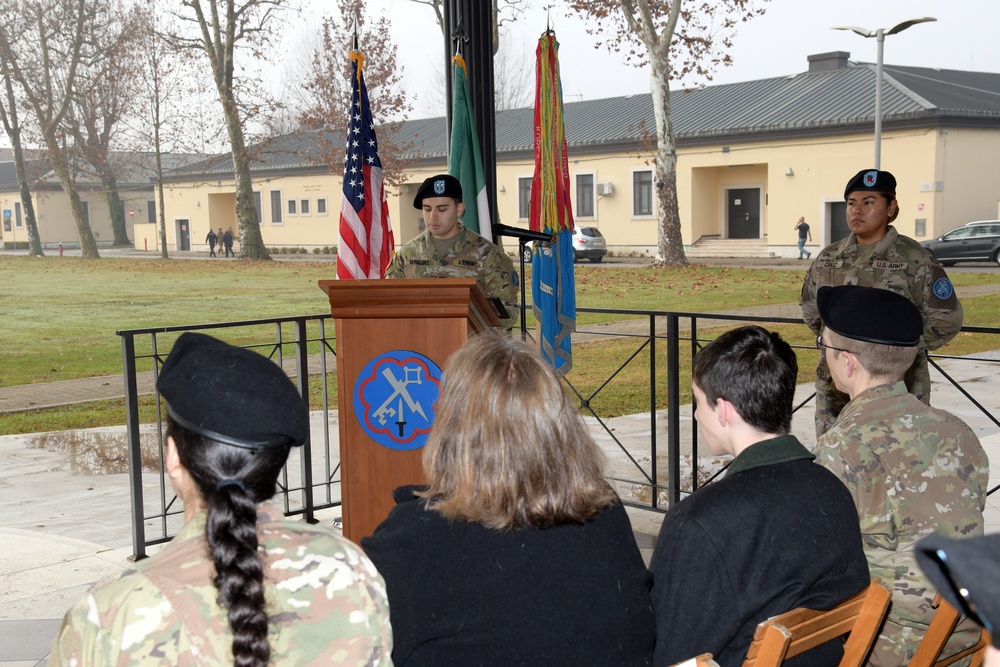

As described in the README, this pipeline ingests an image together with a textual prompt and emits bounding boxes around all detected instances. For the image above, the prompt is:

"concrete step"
[688,238,774,258]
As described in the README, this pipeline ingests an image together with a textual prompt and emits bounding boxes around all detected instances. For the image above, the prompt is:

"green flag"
[448,54,489,236]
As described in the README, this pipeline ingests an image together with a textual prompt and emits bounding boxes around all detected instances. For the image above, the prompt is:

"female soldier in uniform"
[800,169,963,437]
[50,333,392,667]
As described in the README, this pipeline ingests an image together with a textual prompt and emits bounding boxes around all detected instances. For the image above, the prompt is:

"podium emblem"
[354,350,442,450]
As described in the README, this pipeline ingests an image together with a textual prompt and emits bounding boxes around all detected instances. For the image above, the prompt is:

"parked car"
[521,226,608,264]
[921,220,1000,267]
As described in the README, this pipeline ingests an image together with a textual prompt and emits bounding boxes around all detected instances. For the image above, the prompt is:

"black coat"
[649,436,870,667]
[362,487,655,667]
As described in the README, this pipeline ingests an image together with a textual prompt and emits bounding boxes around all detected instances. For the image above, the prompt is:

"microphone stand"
[493,224,552,339]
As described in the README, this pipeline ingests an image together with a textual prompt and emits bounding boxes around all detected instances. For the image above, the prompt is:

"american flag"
[337,50,394,279]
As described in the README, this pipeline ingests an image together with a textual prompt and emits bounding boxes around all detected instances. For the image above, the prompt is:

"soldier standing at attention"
[814,285,988,667]
[385,174,519,330]
[49,333,392,667]
[800,168,963,437]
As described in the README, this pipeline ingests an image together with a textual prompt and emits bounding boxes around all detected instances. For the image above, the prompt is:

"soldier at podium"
[385,174,519,330]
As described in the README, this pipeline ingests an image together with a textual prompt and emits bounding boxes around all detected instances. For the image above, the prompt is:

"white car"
[522,226,608,264]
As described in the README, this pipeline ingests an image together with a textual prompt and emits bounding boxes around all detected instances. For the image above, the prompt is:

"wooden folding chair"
[909,594,990,667]
[669,654,720,667]
[741,579,891,667]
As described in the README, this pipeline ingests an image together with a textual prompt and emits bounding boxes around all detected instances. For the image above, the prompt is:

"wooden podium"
[318,278,499,542]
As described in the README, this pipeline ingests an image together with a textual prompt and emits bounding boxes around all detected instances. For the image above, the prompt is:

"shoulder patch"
[511,270,519,289]
[932,277,955,300]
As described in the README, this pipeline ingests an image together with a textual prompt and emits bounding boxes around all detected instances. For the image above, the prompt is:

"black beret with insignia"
[413,174,462,208]
[844,169,897,199]
[916,533,1000,646]
[817,285,922,346]
[157,332,308,449]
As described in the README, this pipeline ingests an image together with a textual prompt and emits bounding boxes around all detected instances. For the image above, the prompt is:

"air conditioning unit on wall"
[596,182,615,196]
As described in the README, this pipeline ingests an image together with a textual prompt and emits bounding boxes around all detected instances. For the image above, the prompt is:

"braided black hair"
[168,416,290,667]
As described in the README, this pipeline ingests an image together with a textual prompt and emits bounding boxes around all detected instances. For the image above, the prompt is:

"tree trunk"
[46,136,100,258]
[153,124,168,259]
[649,61,687,267]
[223,99,269,260]
[11,141,43,256]
[1,60,43,255]
[94,161,130,246]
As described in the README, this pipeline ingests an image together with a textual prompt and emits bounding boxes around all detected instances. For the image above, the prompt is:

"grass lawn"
[1,255,998,433]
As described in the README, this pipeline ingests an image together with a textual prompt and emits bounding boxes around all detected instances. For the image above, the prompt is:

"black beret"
[817,285,922,346]
[413,174,462,208]
[157,332,308,449]
[844,169,897,199]
[916,533,1000,645]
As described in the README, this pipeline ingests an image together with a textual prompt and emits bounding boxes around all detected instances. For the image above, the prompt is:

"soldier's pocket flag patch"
[354,350,442,451]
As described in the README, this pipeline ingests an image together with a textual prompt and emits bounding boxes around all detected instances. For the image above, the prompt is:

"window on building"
[147,200,156,224]
[518,177,532,219]
[15,201,22,227]
[270,190,283,224]
[253,191,263,225]
[317,197,328,215]
[633,170,653,217]
[300,199,310,215]
[576,173,595,218]
[287,199,297,216]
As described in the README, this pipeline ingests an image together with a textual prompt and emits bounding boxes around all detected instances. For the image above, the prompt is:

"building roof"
[167,53,1000,178]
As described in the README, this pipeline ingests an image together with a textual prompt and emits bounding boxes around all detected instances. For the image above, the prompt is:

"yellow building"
[0,153,207,250]
[141,52,1000,258]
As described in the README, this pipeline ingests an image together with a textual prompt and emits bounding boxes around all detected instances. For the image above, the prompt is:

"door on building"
[176,219,191,251]
[727,188,760,239]
[830,202,849,243]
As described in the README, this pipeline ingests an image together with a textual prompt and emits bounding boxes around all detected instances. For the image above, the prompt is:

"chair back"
[909,594,990,667]
[741,579,891,667]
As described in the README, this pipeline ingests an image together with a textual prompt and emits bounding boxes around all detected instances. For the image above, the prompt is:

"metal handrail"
[118,309,999,560]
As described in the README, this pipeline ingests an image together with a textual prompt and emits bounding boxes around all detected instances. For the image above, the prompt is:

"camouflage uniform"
[385,224,519,330]
[50,504,393,667]
[800,227,963,437]
[815,382,989,667]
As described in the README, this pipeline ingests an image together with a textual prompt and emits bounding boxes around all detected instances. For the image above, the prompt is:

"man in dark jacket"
[222,227,234,258]
[650,325,870,667]
[205,228,217,257]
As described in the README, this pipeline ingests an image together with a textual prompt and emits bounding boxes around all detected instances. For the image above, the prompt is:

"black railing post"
[295,319,315,523]
[649,313,658,509]
[666,314,681,507]
[121,332,147,561]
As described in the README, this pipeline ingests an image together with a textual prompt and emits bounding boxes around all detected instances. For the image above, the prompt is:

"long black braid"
[168,417,290,667]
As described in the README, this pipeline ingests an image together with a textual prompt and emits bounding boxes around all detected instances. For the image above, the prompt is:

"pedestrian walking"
[223,227,235,258]
[794,216,811,259]
[205,229,217,257]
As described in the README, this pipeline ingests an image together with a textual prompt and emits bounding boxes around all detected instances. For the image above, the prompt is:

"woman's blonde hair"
[418,334,616,530]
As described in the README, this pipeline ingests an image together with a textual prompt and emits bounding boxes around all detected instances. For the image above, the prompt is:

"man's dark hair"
[692,325,797,435]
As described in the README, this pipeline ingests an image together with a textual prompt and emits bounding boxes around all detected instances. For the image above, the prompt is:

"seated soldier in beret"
[916,533,1000,667]
[50,333,392,667]
[385,174,519,330]
[814,285,989,666]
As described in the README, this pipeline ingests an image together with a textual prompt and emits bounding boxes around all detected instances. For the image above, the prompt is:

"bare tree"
[567,0,766,266]
[64,0,144,247]
[0,0,101,258]
[296,0,412,187]
[169,0,282,260]
[0,54,44,256]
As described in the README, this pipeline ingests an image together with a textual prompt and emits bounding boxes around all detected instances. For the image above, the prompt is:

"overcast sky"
[297,0,1000,119]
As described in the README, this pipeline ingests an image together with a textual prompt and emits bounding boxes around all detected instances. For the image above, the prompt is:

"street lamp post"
[833,17,937,169]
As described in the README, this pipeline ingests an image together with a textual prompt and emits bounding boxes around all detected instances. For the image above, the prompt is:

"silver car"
[522,226,608,264]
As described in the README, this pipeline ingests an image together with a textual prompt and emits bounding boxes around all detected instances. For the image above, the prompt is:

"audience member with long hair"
[362,334,655,667]
[50,333,392,667]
